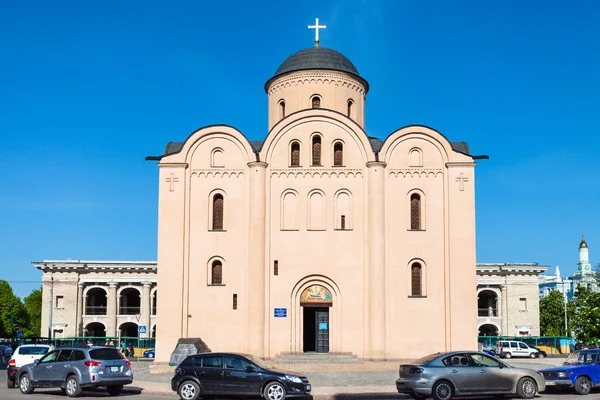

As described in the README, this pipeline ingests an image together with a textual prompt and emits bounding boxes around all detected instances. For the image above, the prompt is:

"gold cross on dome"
[308,18,326,47]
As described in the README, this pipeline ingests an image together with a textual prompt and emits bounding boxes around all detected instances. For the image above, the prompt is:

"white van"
[495,340,539,359]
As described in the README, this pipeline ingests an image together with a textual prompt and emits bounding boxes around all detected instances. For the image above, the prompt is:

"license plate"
[545,381,556,386]
[110,366,119,373]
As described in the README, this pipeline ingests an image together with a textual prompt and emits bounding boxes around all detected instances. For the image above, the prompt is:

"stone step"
[271,353,362,364]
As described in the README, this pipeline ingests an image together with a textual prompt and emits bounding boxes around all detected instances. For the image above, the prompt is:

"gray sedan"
[396,351,545,400]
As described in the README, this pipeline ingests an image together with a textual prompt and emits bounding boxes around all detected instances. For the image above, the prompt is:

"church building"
[147,27,486,363]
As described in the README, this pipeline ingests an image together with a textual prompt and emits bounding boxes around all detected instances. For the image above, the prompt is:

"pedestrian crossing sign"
[138,325,147,334]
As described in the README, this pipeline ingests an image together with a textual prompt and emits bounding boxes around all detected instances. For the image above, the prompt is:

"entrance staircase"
[270,353,362,364]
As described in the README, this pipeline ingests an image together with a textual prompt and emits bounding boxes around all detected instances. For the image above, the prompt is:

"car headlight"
[285,375,303,383]
[558,371,568,378]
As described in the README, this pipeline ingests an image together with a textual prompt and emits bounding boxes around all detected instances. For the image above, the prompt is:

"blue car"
[539,349,600,395]
[143,349,155,358]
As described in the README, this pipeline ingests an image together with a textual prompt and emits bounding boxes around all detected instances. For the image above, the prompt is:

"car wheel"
[65,375,82,397]
[264,381,287,400]
[178,380,200,400]
[6,375,15,389]
[503,352,512,359]
[107,384,124,396]
[19,373,34,394]
[432,380,454,400]
[529,352,536,358]
[516,377,537,399]
[575,376,592,395]
[148,353,154,358]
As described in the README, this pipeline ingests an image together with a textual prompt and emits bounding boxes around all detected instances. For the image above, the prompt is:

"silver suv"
[17,346,133,397]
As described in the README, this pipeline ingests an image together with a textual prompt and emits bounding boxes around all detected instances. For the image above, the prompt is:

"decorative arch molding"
[407,258,428,297]
[280,189,300,230]
[117,285,142,296]
[267,71,367,96]
[334,189,353,230]
[83,285,108,297]
[290,275,342,354]
[379,126,456,164]
[271,169,363,179]
[408,147,423,167]
[388,170,443,179]
[159,125,255,165]
[261,110,374,164]
[210,147,225,167]
[307,189,326,231]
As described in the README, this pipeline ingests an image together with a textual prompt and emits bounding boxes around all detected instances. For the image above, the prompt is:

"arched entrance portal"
[119,322,138,338]
[84,322,106,337]
[301,285,332,353]
[479,324,499,337]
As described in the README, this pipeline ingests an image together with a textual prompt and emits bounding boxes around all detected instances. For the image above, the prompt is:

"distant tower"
[578,233,592,275]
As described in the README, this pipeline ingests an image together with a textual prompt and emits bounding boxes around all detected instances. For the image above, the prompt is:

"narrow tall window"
[312,96,321,108]
[274,260,279,276]
[279,100,285,119]
[312,135,321,165]
[411,263,422,296]
[213,194,224,230]
[341,215,346,230]
[347,99,354,118]
[410,193,421,230]
[334,142,343,166]
[211,261,223,285]
[233,294,238,310]
[291,142,300,166]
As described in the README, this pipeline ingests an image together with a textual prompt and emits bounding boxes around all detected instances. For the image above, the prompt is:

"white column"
[76,283,83,336]
[141,282,151,338]
[107,282,118,337]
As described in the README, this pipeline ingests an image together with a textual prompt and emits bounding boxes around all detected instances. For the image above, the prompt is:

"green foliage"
[572,286,600,344]
[540,290,571,336]
[0,280,28,338]
[23,288,42,337]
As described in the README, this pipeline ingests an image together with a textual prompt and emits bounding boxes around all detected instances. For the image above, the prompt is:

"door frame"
[290,276,341,354]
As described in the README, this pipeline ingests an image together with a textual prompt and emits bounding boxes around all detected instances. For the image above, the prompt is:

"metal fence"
[478,336,573,354]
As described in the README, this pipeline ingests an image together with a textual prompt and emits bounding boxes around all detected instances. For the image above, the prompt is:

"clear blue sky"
[1,0,599,298]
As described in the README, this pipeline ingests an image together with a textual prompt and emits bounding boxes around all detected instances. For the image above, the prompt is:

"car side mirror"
[245,365,257,373]
[33,359,40,365]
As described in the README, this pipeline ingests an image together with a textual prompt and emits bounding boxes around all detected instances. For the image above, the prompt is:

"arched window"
[335,191,352,230]
[211,260,223,285]
[312,135,322,165]
[213,194,224,230]
[279,100,286,119]
[290,142,300,166]
[334,142,343,166]
[311,96,321,108]
[409,148,423,167]
[411,263,422,296]
[347,99,354,118]
[410,193,421,230]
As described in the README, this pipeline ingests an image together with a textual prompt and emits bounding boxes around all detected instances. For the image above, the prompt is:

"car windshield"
[564,351,598,365]
[245,355,275,369]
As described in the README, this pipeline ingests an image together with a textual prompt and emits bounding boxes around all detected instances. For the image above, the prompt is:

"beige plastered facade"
[151,60,481,364]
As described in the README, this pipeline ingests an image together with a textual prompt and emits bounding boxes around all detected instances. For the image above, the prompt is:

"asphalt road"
[0,384,594,400]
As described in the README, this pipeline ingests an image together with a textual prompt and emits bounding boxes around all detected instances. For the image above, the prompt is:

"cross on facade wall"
[166,173,179,192]
[456,173,469,191]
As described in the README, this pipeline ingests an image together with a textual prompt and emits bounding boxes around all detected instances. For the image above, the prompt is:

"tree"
[572,286,600,344]
[539,289,572,336]
[0,280,28,338]
[23,288,42,337]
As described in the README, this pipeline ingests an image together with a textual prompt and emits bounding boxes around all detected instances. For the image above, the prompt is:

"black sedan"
[171,352,311,400]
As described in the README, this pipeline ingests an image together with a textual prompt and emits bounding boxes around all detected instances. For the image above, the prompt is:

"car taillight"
[125,360,131,366]
[8,359,15,367]
[84,360,102,367]
[409,367,424,374]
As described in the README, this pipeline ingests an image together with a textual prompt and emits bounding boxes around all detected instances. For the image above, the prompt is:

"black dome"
[266,47,368,92]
